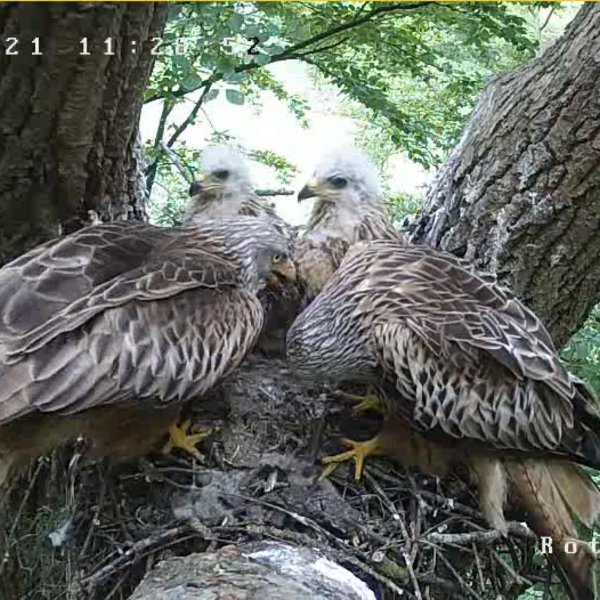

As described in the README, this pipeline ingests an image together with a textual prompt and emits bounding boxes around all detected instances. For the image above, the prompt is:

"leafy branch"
[144,2,428,192]
[145,2,428,104]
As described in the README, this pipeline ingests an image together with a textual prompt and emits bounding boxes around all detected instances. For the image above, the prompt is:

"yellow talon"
[162,419,211,460]
[353,396,383,415]
[333,388,383,415]
[321,436,383,481]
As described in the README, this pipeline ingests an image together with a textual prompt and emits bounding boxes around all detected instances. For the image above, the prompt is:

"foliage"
[303,3,538,168]
[248,148,297,183]
[386,192,423,227]
[562,306,600,397]
[147,176,188,227]
[144,1,551,214]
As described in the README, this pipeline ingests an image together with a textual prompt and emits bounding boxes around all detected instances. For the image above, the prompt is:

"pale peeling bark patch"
[130,543,376,600]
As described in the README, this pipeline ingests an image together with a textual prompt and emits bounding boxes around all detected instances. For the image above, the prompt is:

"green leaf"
[225,88,245,105]
[224,72,244,84]
[229,13,244,32]
[205,88,219,102]
[264,44,284,57]
[244,25,261,37]
[253,52,271,67]
[183,73,203,90]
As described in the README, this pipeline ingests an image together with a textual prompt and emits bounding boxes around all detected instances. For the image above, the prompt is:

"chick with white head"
[298,145,381,208]
[185,144,261,224]
[295,146,399,299]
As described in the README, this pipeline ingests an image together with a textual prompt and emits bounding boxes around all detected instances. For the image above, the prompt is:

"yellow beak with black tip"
[273,257,297,282]
[267,257,297,290]
[298,179,321,202]
[188,180,203,197]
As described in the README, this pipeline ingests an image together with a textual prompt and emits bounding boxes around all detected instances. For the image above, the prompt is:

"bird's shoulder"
[350,242,572,399]
[0,222,244,360]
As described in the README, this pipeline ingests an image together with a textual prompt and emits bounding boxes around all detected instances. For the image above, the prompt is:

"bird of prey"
[295,146,401,301]
[287,240,600,600]
[0,217,295,484]
[184,144,283,228]
[184,144,297,356]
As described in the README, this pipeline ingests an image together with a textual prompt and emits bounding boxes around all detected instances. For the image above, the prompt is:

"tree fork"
[0,2,168,263]
[409,4,600,347]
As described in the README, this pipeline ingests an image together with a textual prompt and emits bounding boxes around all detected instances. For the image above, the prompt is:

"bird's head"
[259,246,297,292]
[298,146,381,216]
[189,144,253,204]
[210,217,296,292]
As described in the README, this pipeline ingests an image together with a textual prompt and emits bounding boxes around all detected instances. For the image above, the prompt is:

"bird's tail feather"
[0,451,18,487]
[506,459,599,600]
[546,461,600,528]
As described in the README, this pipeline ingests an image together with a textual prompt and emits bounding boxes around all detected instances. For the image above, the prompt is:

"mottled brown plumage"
[0,217,295,483]
[295,147,401,301]
[183,144,298,357]
[287,239,600,599]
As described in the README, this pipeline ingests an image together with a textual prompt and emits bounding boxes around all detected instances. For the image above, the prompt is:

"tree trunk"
[0,2,168,263]
[408,4,600,347]
[129,542,376,600]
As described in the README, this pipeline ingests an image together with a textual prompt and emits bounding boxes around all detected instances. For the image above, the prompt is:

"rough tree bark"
[408,3,600,347]
[0,2,168,263]
[130,542,376,600]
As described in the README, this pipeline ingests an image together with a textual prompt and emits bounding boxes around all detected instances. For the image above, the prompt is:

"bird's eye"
[271,253,283,263]
[329,176,348,189]
[213,169,229,181]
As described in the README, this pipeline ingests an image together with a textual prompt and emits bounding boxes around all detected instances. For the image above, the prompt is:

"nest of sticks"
[0,357,566,600]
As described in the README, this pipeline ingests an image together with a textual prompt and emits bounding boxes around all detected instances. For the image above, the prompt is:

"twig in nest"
[80,465,107,557]
[471,541,486,590]
[228,492,413,597]
[364,470,402,522]
[366,463,482,520]
[364,470,423,600]
[344,553,414,599]
[255,188,295,197]
[425,522,535,546]
[79,525,194,590]
[430,547,484,600]
[0,459,45,575]
[309,394,329,464]
[491,548,532,587]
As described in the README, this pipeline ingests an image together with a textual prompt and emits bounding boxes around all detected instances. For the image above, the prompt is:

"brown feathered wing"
[0,222,263,424]
[340,243,600,466]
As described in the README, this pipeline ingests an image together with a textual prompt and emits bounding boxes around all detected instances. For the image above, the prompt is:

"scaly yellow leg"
[162,420,211,460]
[321,435,384,481]
[333,388,384,416]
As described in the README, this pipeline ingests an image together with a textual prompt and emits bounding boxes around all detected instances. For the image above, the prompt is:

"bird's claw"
[332,388,383,415]
[320,436,381,481]
[162,419,210,461]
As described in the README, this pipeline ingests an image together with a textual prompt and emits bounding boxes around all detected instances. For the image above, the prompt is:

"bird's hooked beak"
[267,257,297,289]
[188,181,203,197]
[298,179,321,202]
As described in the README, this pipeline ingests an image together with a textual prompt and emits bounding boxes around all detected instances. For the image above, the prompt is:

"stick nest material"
[0,357,565,600]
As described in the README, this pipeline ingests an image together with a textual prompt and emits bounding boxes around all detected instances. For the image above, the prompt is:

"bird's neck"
[307,200,391,244]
